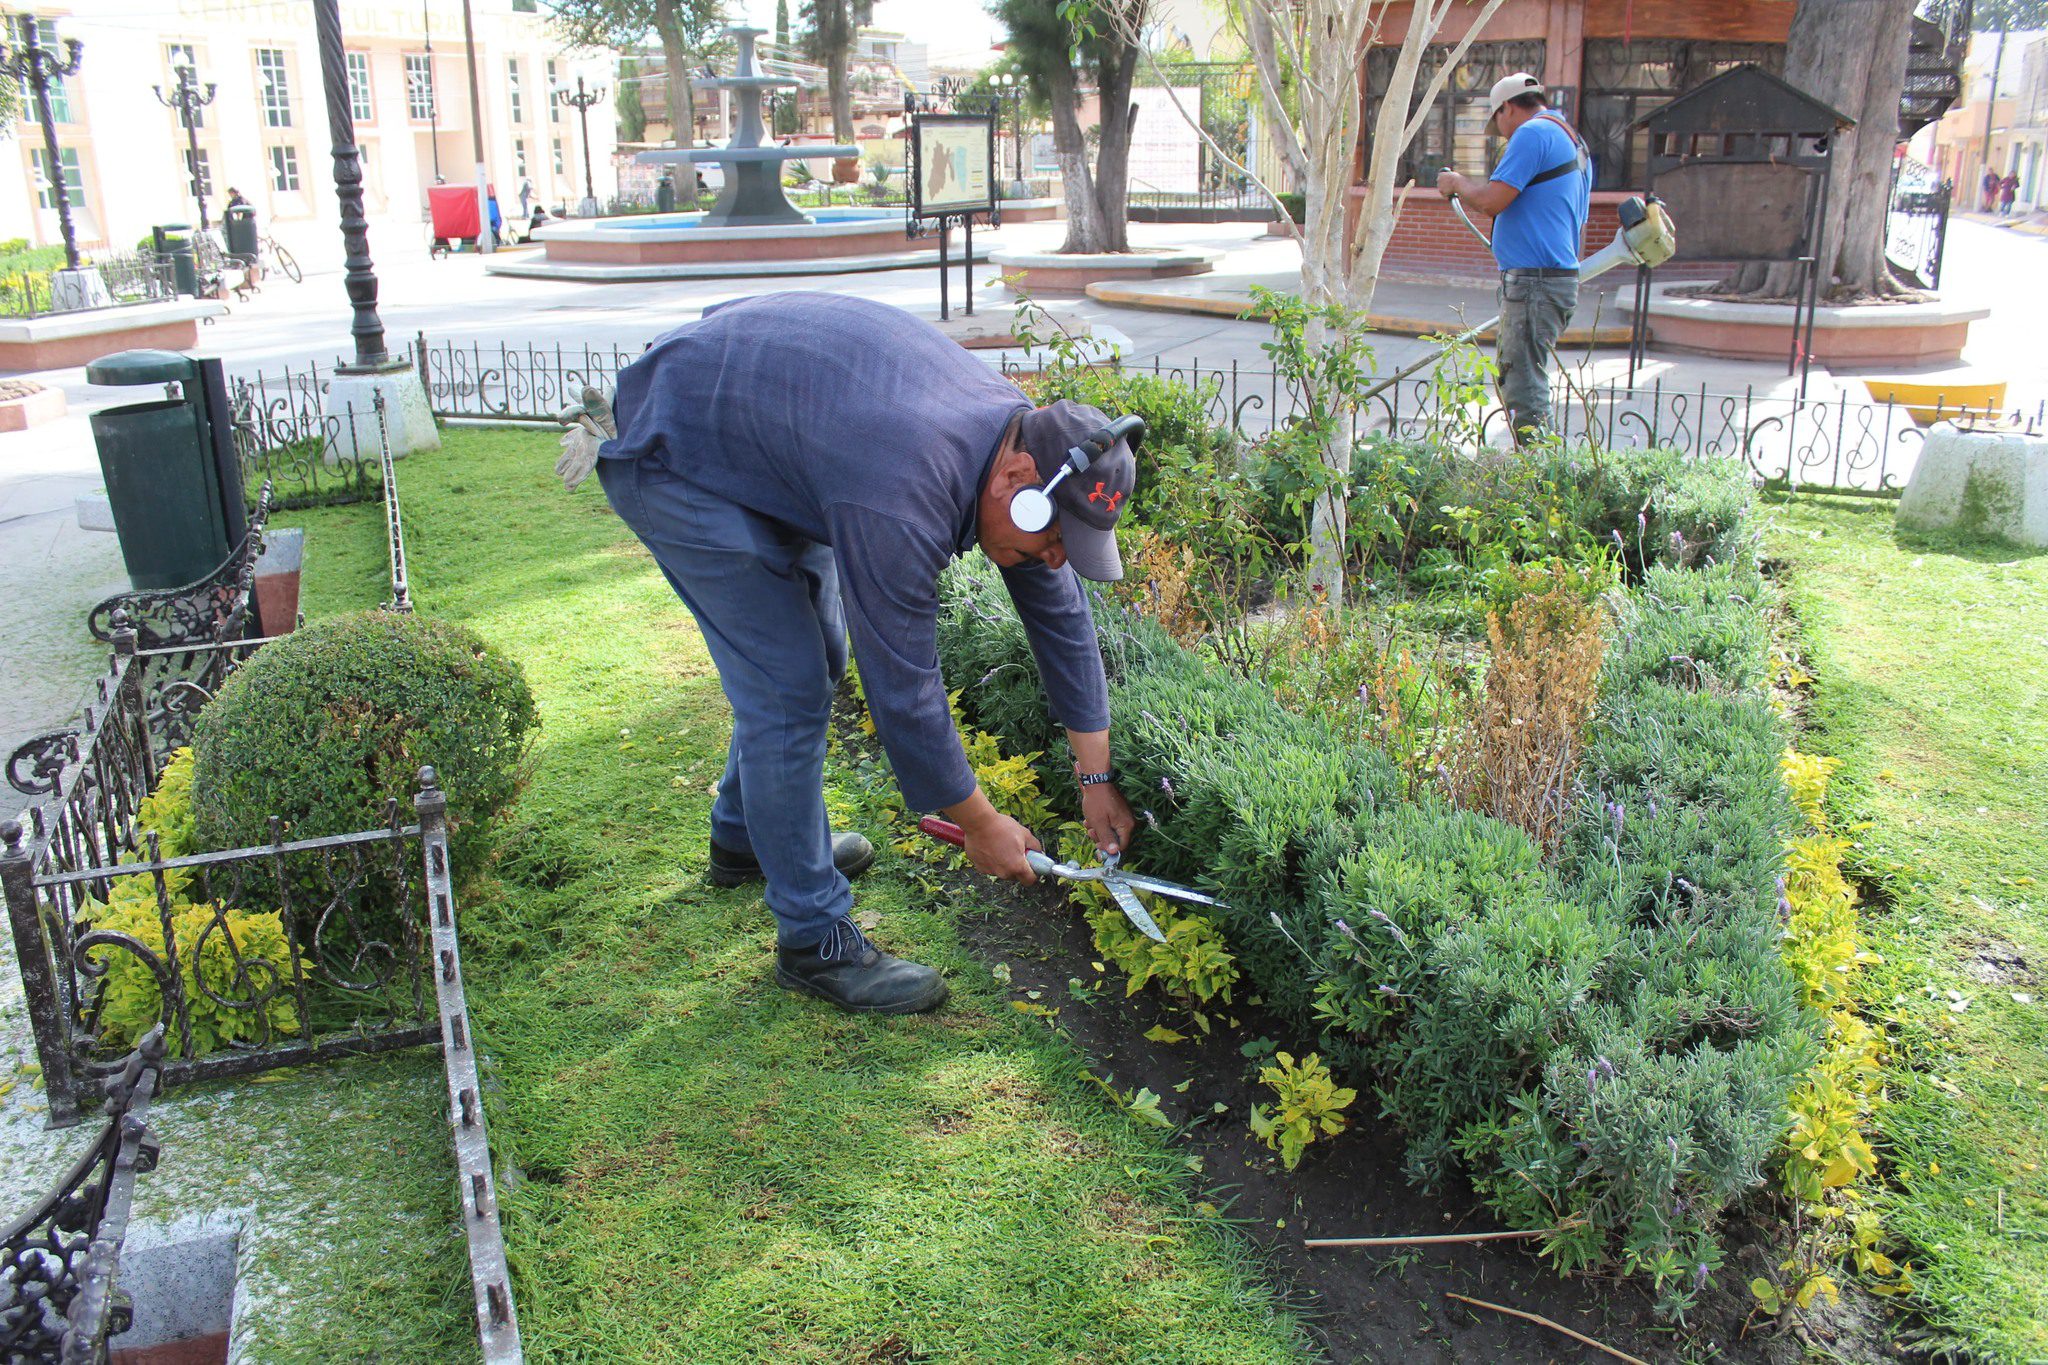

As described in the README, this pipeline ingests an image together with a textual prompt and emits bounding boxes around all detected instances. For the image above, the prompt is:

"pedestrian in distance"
[1436,72,1592,443]
[1982,168,2001,213]
[2000,172,2019,216]
[553,294,1143,1015]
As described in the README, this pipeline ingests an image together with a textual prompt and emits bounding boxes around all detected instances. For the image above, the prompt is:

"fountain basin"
[485,207,1002,281]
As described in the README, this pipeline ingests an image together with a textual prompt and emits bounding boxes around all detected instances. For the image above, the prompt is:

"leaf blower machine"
[1356,194,1677,404]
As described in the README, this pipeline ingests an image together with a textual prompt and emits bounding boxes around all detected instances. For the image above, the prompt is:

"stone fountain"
[638,26,855,228]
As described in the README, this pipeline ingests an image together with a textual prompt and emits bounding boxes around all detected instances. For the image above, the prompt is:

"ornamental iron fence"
[0,1029,164,1364]
[9,488,273,802]
[0,629,440,1127]
[0,642,521,1359]
[228,364,381,509]
[351,330,2048,499]
[414,334,641,424]
[0,252,179,320]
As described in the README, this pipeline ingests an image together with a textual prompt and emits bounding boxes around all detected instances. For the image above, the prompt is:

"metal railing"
[0,250,180,320]
[284,331,2048,501]
[0,1029,164,1364]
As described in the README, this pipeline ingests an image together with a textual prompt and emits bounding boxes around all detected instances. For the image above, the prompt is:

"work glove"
[555,424,600,493]
[552,385,617,494]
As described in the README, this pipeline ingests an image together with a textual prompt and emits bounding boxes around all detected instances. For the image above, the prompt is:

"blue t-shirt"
[1488,114,1591,271]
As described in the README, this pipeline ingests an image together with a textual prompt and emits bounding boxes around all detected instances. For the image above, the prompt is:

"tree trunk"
[1090,43,1139,254]
[1724,0,1917,298]
[826,40,855,144]
[656,4,700,206]
[1046,56,1108,252]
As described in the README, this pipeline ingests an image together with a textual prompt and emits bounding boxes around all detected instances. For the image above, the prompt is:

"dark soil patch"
[947,870,1847,1364]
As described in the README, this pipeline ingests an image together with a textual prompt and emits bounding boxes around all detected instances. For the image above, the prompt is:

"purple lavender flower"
[1669,529,1685,554]
[1637,510,1648,534]
[1695,1263,1710,1291]
[1606,801,1626,840]
[1610,529,1625,549]
[1368,908,1409,945]
[1668,1136,1681,1159]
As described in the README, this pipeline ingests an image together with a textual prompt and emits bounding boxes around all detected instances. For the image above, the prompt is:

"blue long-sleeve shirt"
[600,292,1110,811]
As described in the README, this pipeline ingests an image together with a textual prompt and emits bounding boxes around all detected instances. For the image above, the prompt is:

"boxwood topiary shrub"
[191,611,536,874]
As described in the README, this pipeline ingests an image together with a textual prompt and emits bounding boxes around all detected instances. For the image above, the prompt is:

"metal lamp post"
[306,0,439,462]
[0,18,86,272]
[555,75,607,217]
[311,0,388,368]
[997,71,1028,196]
[153,67,218,230]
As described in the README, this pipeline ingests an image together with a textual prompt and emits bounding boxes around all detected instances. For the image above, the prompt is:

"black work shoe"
[707,832,876,888]
[775,918,948,1014]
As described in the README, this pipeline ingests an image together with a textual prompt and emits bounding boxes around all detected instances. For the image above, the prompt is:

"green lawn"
[283,428,1309,1362]
[1766,495,2048,1361]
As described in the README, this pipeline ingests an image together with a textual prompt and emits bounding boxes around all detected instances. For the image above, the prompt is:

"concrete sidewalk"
[1086,263,1639,347]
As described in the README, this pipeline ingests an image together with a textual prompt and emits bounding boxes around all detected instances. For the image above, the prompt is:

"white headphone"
[1009,414,1145,534]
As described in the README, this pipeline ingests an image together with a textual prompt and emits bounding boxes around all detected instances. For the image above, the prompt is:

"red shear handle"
[919,816,968,848]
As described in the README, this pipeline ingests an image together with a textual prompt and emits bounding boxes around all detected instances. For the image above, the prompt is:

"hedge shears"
[918,817,1225,943]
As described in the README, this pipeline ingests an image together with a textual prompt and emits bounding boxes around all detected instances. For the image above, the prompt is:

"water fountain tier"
[637,25,856,228]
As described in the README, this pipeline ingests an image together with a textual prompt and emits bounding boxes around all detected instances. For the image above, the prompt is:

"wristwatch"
[1077,768,1118,788]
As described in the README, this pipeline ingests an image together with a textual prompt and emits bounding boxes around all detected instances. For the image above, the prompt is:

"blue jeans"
[598,454,852,948]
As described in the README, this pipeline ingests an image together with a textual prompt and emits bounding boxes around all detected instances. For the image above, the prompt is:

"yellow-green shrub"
[1057,822,1239,1007]
[86,748,307,1058]
[1760,747,1904,1311]
[88,889,305,1058]
[1250,1051,1355,1169]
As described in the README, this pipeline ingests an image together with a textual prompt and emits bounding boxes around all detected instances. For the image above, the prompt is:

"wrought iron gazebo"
[1627,64,1855,396]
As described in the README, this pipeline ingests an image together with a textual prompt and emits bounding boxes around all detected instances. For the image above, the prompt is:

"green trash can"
[223,204,259,264]
[88,350,242,590]
[152,223,198,297]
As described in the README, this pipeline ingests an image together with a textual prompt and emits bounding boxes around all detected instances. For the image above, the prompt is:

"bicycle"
[258,232,301,284]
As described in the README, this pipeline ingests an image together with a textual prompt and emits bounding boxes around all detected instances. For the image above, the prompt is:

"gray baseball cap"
[1015,398,1140,582]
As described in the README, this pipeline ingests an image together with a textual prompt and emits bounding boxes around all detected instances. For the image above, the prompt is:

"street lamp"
[996,71,1027,195]
[153,67,219,229]
[0,18,86,274]
[309,0,439,457]
[555,75,608,217]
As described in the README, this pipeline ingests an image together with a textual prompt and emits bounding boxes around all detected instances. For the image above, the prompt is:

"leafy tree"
[616,56,648,143]
[1966,0,2048,28]
[774,0,790,46]
[548,0,727,200]
[799,0,873,145]
[994,0,1147,254]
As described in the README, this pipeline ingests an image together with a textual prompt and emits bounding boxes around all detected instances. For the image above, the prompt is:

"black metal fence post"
[2,821,82,1126]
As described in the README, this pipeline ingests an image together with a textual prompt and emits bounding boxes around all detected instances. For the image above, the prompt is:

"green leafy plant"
[191,611,536,876]
[89,889,305,1058]
[1249,1051,1355,1169]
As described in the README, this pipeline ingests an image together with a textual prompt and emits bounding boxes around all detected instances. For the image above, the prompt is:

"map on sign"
[912,113,994,220]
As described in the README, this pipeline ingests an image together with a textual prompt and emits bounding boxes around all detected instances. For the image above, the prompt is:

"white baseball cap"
[1485,72,1546,128]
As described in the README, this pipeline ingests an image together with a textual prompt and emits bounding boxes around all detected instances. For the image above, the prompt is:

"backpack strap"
[1524,113,1589,187]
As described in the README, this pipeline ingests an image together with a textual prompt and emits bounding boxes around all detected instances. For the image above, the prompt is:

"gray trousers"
[1496,271,1578,441]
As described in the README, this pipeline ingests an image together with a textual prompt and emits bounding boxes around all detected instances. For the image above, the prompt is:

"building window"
[347,51,373,121]
[406,54,435,121]
[1579,40,1785,191]
[512,0,536,11]
[552,137,565,174]
[547,60,560,121]
[1365,40,1546,188]
[29,145,83,210]
[508,57,523,124]
[269,143,301,191]
[514,136,529,178]
[46,69,76,125]
[165,43,204,128]
[257,48,292,128]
